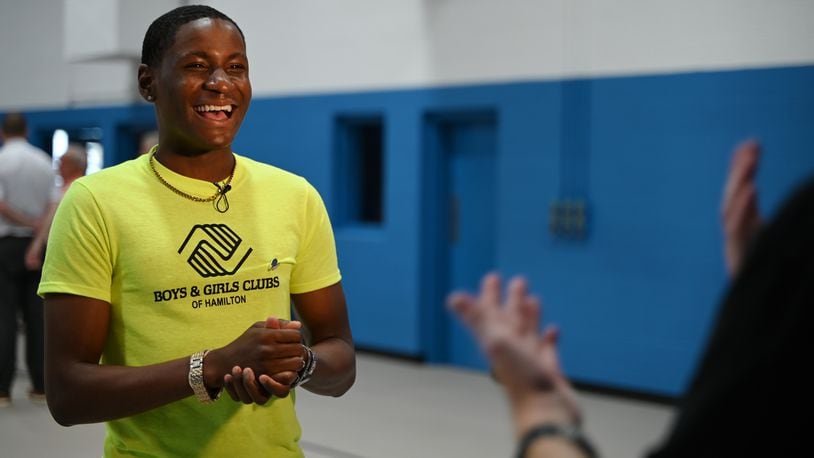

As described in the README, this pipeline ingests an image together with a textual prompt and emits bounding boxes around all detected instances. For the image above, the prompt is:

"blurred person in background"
[0,112,56,407]
[24,144,87,270]
[449,141,809,457]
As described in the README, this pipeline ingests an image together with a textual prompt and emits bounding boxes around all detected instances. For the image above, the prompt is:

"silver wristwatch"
[188,350,219,404]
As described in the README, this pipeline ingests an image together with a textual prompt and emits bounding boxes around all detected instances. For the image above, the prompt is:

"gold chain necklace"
[148,152,235,213]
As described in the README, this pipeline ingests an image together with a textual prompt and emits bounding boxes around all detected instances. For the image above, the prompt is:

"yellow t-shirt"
[39,153,341,457]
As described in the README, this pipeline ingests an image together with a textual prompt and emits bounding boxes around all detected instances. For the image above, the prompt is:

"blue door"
[437,114,498,370]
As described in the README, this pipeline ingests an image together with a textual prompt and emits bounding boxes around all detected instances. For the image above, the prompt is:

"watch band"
[515,423,597,458]
[188,350,219,404]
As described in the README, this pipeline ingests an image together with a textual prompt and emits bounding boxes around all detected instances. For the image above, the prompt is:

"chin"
[194,131,237,152]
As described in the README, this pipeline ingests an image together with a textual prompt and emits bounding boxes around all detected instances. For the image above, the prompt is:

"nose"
[204,68,230,92]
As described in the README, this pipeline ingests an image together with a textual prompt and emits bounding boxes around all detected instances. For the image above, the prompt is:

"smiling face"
[140,17,251,157]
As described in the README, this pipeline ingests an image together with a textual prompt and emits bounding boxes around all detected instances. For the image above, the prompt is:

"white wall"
[0,0,176,109]
[424,0,814,84]
[1,0,813,110]
[0,0,71,109]
[206,0,431,97]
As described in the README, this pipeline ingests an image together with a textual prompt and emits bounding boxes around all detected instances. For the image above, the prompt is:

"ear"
[137,64,156,102]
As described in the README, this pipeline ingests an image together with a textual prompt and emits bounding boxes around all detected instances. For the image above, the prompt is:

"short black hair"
[141,5,245,67]
[1,112,27,136]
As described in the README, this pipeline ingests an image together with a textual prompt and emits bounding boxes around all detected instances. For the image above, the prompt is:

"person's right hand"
[448,274,581,432]
[211,317,305,404]
[721,140,763,276]
[24,243,43,270]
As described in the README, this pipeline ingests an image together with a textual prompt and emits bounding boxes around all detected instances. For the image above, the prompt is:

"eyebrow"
[182,51,247,60]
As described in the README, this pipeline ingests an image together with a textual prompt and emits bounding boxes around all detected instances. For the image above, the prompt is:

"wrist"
[202,348,224,390]
[511,392,580,438]
[515,423,597,458]
[188,350,220,404]
[291,345,317,388]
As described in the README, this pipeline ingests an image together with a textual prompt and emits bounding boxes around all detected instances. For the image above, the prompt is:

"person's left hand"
[222,317,304,404]
[721,140,762,276]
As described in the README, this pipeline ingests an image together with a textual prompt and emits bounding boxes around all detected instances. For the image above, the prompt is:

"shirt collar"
[0,137,28,148]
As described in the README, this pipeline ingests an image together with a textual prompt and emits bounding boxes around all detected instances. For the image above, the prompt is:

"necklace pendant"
[215,192,230,213]
[149,152,236,212]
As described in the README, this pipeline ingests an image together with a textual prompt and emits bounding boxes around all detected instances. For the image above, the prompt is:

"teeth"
[194,105,232,112]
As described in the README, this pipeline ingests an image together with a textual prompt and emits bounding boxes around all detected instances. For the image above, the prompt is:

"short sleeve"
[289,181,341,294]
[38,182,113,302]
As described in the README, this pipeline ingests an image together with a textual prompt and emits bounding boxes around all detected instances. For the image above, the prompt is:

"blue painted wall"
[15,65,814,396]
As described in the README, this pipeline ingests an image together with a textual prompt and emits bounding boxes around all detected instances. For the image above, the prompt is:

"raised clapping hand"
[217,317,306,405]
[447,273,581,435]
[721,140,763,276]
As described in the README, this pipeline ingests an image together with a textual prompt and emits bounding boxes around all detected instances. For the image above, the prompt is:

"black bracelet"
[515,423,598,458]
[291,345,317,388]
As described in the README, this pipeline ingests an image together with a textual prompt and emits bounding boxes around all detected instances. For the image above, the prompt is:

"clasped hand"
[216,316,306,405]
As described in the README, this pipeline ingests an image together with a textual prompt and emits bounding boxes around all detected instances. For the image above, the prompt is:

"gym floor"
[0,351,673,458]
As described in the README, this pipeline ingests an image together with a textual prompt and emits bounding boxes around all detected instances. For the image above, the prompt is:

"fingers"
[539,325,563,376]
[271,356,307,373]
[447,292,478,326]
[722,140,760,212]
[240,367,272,404]
[722,141,760,226]
[281,319,303,330]
[451,274,543,335]
[223,366,299,403]
[259,373,294,398]
[264,317,303,330]
[506,276,533,332]
[261,329,304,344]
[228,366,253,404]
[520,293,542,336]
[722,140,763,275]
[259,342,306,359]
[502,276,544,337]
[270,370,299,386]
[449,273,506,336]
[256,318,302,329]
[480,272,502,308]
[265,317,281,329]
[223,372,239,401]
[724,182,758,235]
[505,276,528,315]
[229,366,275,405]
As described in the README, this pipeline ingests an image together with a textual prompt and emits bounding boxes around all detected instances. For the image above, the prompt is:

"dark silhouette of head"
[1,112,27,138]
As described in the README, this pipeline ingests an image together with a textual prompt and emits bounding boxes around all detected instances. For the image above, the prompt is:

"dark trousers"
[0,236,44,394]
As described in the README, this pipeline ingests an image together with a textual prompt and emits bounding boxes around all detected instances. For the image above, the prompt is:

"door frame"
[419,108,498,363]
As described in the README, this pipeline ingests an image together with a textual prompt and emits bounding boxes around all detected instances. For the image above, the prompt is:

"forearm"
[301,336,355,396]
[0,204,38,228]
[47,356,194,426]
[291,282,355,397]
